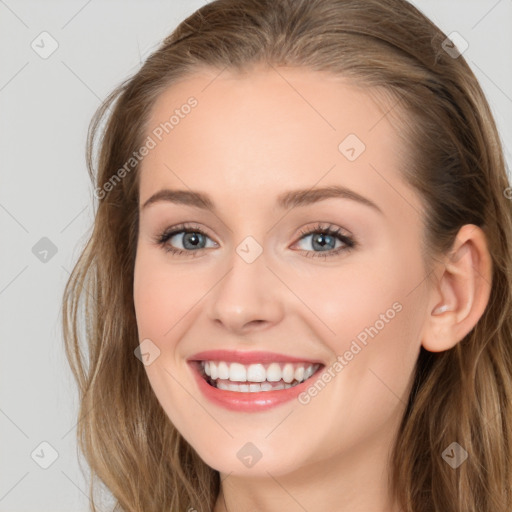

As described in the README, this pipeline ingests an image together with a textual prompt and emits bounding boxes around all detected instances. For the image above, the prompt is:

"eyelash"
[154,222,357,259]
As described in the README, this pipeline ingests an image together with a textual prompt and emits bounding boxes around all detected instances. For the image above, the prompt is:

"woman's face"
[133,66,431,477]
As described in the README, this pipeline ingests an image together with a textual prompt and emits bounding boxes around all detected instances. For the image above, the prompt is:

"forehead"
[143,66,397,156]
[138,67,419,218]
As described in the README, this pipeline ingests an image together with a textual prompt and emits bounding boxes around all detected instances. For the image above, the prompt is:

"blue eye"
[294,223,356,259]
[155,223,216,258]
[155,222,356,259]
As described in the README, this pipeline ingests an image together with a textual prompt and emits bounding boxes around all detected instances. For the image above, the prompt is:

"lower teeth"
[207,378,302,392]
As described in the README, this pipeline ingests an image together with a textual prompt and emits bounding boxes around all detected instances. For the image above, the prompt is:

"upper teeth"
[202,361,319,384]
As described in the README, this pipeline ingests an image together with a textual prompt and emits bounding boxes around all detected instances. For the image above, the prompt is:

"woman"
[62,0,512,510]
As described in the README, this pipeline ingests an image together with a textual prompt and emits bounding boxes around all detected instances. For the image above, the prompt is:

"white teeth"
[304,365,314,380]
[266,363,282,382]
[247,364,266,382]
[217,381,294,392]
[200,360,321,391]
[283,363,295,383]
[228,362,247,382]
[217,361,229,380]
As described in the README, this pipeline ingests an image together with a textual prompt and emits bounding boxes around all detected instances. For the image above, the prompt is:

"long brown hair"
[61,0,512,510]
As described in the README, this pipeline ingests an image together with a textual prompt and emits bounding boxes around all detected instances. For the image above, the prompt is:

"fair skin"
[133,66,492,512]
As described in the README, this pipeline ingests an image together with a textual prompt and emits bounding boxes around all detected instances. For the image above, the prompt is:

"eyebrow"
[141,185,383,215]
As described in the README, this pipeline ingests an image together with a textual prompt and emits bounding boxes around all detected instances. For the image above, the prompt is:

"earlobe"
[421,224,493,353]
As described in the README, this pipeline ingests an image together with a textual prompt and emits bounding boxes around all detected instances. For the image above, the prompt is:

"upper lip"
[187,350,324,365]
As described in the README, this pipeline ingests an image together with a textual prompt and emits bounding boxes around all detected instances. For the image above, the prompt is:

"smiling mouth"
[193,360,324,393]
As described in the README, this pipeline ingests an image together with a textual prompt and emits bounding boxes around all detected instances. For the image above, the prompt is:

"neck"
[213,418,403,512]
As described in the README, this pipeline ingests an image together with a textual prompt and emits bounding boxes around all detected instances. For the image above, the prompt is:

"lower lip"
[188,362,324,412]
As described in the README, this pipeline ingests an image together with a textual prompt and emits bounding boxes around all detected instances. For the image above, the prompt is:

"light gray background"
[1,1,511,511]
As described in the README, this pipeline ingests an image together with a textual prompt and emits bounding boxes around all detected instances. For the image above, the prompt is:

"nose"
[207,247,285,335]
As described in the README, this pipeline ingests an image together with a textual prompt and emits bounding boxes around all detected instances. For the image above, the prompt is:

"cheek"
[133,248,201,340]
[132,250,202,430]
[285,260,405,348]
[292,262,424,445]
[291,246,425,377]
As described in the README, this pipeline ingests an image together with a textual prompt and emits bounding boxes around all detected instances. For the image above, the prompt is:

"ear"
[421,224,493,352]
